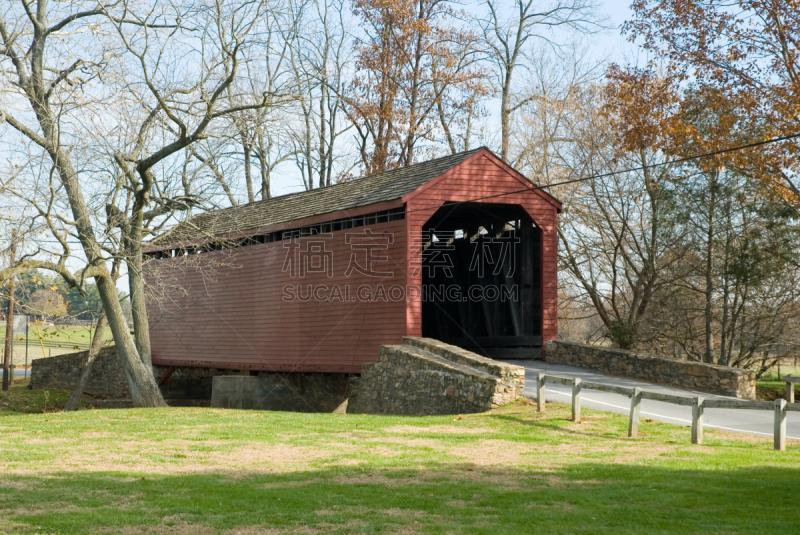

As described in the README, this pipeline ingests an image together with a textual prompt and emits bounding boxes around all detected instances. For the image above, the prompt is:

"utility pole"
[3,229,17,391]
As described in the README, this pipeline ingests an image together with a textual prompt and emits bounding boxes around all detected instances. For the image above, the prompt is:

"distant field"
[757,366,800,399]
[0,389,798,534]
[0,325,114,365]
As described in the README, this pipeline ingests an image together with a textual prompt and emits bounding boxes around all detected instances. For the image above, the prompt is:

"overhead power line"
[405,131,800,215]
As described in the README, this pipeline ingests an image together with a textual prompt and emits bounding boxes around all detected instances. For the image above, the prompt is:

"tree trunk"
[704,171,717,364]
[257,133,271,199]
[127,248,152,366]
[719,206,733,367]
[53,150,165,407]
[500,68,513,162]
[96,274,165,407]
[242,134,255,203]
[2,229,16,391]
[64,313,108,411]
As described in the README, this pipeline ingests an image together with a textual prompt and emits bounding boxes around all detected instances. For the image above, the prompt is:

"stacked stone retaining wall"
[30,346,129,399]
[545,340,756,399]
[30,347,234,406]
[347,337,525,415]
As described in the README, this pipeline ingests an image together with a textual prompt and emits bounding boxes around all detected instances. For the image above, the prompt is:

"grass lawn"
[0,389,799,534]
[0,325,115,364]
[0,325,114,345]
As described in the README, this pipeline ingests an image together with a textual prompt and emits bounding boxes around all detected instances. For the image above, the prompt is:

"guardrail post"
[572,378,582,423]
[786,382,795,404]
[692,397,704,445]
[536,373,546,412]
[628,387,642,438]
[775,398,787,451]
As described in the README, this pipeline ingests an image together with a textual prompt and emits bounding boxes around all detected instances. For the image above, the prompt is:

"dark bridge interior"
[421,202,542,359]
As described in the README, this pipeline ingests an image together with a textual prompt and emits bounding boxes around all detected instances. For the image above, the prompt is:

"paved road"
[508,360,800,441]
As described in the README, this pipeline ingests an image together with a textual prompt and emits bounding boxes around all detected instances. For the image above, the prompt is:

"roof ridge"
[148,147,488,248]
[183,145,482,223]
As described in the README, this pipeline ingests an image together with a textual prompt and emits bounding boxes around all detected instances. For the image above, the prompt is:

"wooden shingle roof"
[147,148,484,250]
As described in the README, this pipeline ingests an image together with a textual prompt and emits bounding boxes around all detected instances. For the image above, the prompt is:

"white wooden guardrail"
[535,373,798,451]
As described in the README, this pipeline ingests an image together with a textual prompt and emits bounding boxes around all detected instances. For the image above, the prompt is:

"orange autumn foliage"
[622,0,800,206]
[345,0,486,174]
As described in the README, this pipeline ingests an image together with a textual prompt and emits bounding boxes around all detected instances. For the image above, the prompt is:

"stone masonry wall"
[347,337,525,415]
[30,346,129,399]
[30,347,236,404]
[545,340,757,399]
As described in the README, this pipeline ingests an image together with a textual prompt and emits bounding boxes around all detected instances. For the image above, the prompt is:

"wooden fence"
[536,373,798,451]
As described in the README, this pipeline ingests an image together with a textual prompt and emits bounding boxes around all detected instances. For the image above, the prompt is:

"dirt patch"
[25,437,69,444]
[367,437,443,448]
[527,501,576,511]
[80,431,118,439]
[111,522,218,535]
[6,440,341,476]
[257,480,319,489]
[448,439,537,466]
[0,479,37,490]
[222,528,283,535]
[315,506,370,516]
[381,508,428,517]
[335,459,364,466]
[384,425,495,435]
[206,444,327,468]
[369,446,401,457]
[13,503,87,516]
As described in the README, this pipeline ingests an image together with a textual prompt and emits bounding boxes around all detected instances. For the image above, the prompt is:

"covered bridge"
[144,147,561,374]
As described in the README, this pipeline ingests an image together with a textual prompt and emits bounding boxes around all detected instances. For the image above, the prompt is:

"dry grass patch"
[381,508,429,517]
[383,425,495,435]
[113,522,219,535]
[366,437,444,448]
[448,439,538,466]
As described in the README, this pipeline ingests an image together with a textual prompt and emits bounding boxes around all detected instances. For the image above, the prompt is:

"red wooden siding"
[146,148,560,373]
[147,218,407,373]
[403,151,560,344]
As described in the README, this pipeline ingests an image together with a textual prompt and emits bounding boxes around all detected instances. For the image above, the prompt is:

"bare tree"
[344,0,485,174]
[0,0,294,406]
[520,81,685,348]
[289,0,355,189]
[479,0,605,162]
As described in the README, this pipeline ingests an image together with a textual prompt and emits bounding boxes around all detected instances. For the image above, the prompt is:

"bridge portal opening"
[420,202,543,359]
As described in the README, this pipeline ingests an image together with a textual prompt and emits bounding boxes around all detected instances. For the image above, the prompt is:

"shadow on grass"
[490,413,635,440]
[2,463,800,534]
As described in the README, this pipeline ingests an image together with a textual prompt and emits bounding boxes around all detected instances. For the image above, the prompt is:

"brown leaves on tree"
[345,0,487,174]
[622,0,800,206]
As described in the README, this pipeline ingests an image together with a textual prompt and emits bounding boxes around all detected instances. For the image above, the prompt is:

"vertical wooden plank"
[572,378,582,423]
[775,398,787,451]
[692,397,704,445]
[628,387,642,438]
[786,381,795,404]
[537,373,546,412]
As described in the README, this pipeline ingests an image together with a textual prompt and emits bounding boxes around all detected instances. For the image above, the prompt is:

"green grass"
[0,324,113,345]
[0,393,798,534]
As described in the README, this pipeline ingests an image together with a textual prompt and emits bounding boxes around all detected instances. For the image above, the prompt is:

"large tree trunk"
[127,245,152,366]
[52,148,165,407]
[64,313,108,411]
[96,274,165,406]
